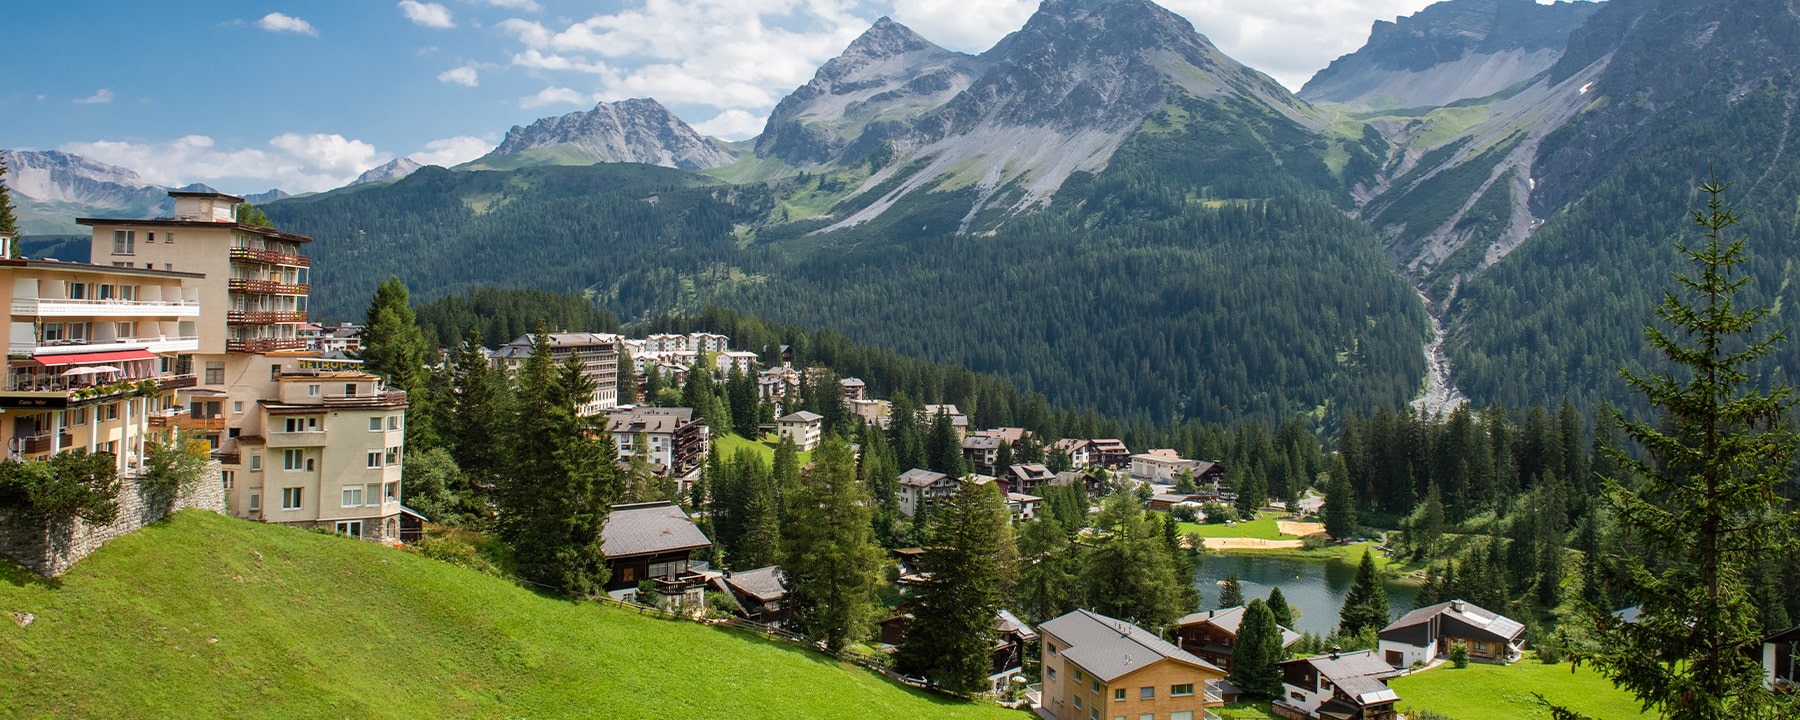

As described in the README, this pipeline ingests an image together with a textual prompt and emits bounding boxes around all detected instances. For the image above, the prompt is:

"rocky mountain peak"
[841,17,938,60]
[351,157,424,186]
[486,98,736,170]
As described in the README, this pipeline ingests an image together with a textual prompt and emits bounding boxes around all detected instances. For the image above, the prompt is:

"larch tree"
[1560,178,1798,720]
[1016,517,1079,624]
[781,438,884,652]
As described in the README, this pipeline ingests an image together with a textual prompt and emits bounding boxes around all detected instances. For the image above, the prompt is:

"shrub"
[141,434,210,507]
[1200,501,1236,524]
[1301,533,1332,550]
[0,451,120,525]
[1172,505,1199,523]
[1449,640,1470,668]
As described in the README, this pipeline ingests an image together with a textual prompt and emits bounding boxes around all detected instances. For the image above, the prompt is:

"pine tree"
[1219,571,1246,608]
[359,276,435,450]
[1230,599,1285,699]
[644,364,665,405]
[735,465,782,569]
[617,347,639,405]
[1324,455,1357,540]
[1338,549,1389,635]
[896,480,1011,695]
[926,410,966,477]
[0,154,19,258]
[1082,494,1185,632]
[1417,482,1446,560]
[1267,587,1295,629]
[782,438,884,652]
[1016,518,1079,623]
[1566,178,1799,720]
[448,330,507,503]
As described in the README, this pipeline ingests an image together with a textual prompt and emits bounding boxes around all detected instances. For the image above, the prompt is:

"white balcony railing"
[19,335,201,356]
[12,297,201,318]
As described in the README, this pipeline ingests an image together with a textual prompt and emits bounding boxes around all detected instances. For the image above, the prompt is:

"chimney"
[1451,599,1465,612]
[1329,646,1341,659]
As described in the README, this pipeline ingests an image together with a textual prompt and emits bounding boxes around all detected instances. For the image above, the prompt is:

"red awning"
[33,349,158,367]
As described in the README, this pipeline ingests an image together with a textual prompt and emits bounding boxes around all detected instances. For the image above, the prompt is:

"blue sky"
[4,0,1570,194]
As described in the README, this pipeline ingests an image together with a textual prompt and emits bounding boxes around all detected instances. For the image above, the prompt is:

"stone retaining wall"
[0,462,226,577]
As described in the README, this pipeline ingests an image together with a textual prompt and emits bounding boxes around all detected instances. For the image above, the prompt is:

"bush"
[0,451,120,525]
[1172,505,1199,523]
[1449,640,1470,668]
[141,434,210,507]
[1200,501,1237,524]
[1301,533,1332,550]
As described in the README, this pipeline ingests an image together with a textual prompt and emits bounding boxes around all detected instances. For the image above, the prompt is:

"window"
[112,230,135,255]
[204,361,225,385]
[68,408,87,427]
[335,520,362,538]
[367,483,381,506]
[271,364,281,380]
[227,428,240,439]
[1113,689,1125,702]
[1139,687,1153,700]
[283,417,318,433]
[1047,668,1057,680]
[385,447,399,465]
[166,233,173,244]
[221,470,234,490]
[233,401,244,414]
[367,451,382,468]
[344,383,357,396]
[384,483,397,502]
[1048,643,1058,656]
[120,285,136,301]
[250,453,262,471]
[1073,697,1082,710]
[620,566,635,582]
[103,403,119,421]
[68,322,87,341]
[1091,680,1100,694]
[248,492,260,511]
[283,449,304,471]
[1140,715,1153,720]
[115,322,135,339]
[1074,669,1084,682]
[307,384,320,397]
[1089,709,1098,720]
[369,417,382,432]
[1171,684,1194,697]
[164,263,173,271]
[388,415,400,430]
[342,485,363,507]
[42,323,63,341]
[1169,713,1193,720]
[280,487,302,510]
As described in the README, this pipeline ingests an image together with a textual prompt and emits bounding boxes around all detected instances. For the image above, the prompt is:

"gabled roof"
[723,566,787,602]
[1040,609,1222,682]
[899,468,950,487]
[1381,599,1525,644]
[1175,606,1303,648]
[1281,650,1400,706]
[997,609,1038,641]
[1007,463,1054,480]
[600,501,711,558]
[606,406,697,435]
[778,411,823,423]
[962,435,1001,450]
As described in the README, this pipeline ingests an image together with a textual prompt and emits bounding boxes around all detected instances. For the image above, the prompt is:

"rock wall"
[0,462,225,577]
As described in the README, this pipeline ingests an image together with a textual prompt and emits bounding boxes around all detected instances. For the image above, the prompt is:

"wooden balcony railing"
[228,279,309,295]
[230,246,311,267]
[321,390,408,408]
[227,337,309,353]
[17,433,75,454]
[159,374,197,391]
[176,416,228,431]
[227,310,309,325]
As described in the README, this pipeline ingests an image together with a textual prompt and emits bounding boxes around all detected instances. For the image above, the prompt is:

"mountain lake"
[1194,553,1419,636]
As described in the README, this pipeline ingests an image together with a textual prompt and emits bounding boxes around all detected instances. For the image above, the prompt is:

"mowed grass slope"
[0,511,1020,720]
[1390,656,1650,720]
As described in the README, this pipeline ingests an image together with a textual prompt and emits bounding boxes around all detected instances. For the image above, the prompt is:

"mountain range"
[18,0,1800,425]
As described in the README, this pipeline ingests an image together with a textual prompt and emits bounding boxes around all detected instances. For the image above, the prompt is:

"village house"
[605,406,710,488]
[1174,606,1303,671]
[1276,649,1401,720]
[711,565,787,624]
[849,398,891,428]
[714,350,757,376]
[878,608,1038,694]
[599,501,712,606]
[757,364,802,403]
[1762,625,1799,691]
[962,434,1002,475]
[921,404,968,439]
[492,332,621,416]
[1005,492,1043,522]
[1088,438,1130,469]
[897,468,955,517]
[1003,462,1055,495]
[776,410,823,451]
[976,426,1030,446]
[1131,449,1227,485]
[839,377,866,401]
[1377,599,1525,667]
[1050,469,1111,498]
[1050,438,1093,468]
[1038,608,1228,720]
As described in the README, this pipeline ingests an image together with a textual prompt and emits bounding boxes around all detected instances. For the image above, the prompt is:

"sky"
[2,0,1571,195]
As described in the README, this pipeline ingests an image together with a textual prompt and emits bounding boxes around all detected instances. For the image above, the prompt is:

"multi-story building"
[687,332,729,353]
[0,250,199,473]
[78,191,411,541]
[776,410,822,451]
[1038,609,1228,720]
[492,332,621,415]
[606,406,710,487]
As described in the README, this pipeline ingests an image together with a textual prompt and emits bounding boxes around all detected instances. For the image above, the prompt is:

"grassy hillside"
[1390,656,1648,720]
[0,511,1021,719]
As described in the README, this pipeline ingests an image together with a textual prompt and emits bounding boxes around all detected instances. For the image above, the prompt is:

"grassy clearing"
[1390,655,1649,720]
[1216,701,1282,719]
[714,431,812,468]
[0,511,1018,720]
[1179,511,1292,540]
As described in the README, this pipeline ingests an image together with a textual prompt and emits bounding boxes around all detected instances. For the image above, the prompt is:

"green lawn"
[1390,656,1650,720]
[1179,512,1291,540]
[0,511,1018,719]
[715,431,813,468]
[1217,701,1282,719]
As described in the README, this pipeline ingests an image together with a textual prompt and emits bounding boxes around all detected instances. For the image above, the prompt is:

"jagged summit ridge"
[1301,0,1602,109]
[351,157,423,186]
[487,98,735,170]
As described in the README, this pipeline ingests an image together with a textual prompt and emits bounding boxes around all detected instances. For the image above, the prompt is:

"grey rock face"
[487,98,736,170]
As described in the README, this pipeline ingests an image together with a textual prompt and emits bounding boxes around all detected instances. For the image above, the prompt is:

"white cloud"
[61,133,390,194]
[411,135,495,166]
[888,0,1034,52]
[256,12,319,37]
[692,109,767,141]
[438,65,480,86]
[520,86,591,109]
[479,0,540,10]
[399,1,455,29]
[73,89,114,105]
[1159,0,1447,90]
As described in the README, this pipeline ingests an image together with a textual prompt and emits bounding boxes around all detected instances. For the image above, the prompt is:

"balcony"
[266,429,327,448]
[12,297,200,319]
[13,432,75,455]
[159,374,197,391]
[14,335,201,356]
[147,406,186,428]
[176,416,227,432]
[227,310,309,325]
[227,337,309,353]
[230,246,311,267]
[321,390,408,409]
[228,278,309,296]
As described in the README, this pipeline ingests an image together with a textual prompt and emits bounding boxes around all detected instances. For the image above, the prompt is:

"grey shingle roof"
[1381,599,1525,643]
[778,411,823,423]
[724,566,786,602]
[898,469,949,487]
[1283,649,1400,692]
[1040,609,1221,682]
[606,407,696,434]
[997,609,1038,641]
[600,501,711,558]
[1175,606,1302,648]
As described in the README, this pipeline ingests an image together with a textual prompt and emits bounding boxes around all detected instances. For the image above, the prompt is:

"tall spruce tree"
[1324,455,1357,540]
[1230,599,1285,699]
[617,347,639,405]
[1267,587,1295,629]
[1564,179,1798,720]
[781,438,884,652]
[1082,494,1185,632]
[1219,571,1246,608]
[1338,549,1389,636]
[1016,517,1079,623]
[448,330,507,502]
[359,276,436,449]
[896,480,1011,695]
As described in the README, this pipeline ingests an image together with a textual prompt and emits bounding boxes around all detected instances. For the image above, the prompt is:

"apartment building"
[0,247,199,473]
[492,332,621,415]
[78,191,411,541]
[606,406,710,487]
[1038,609,1227,720]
